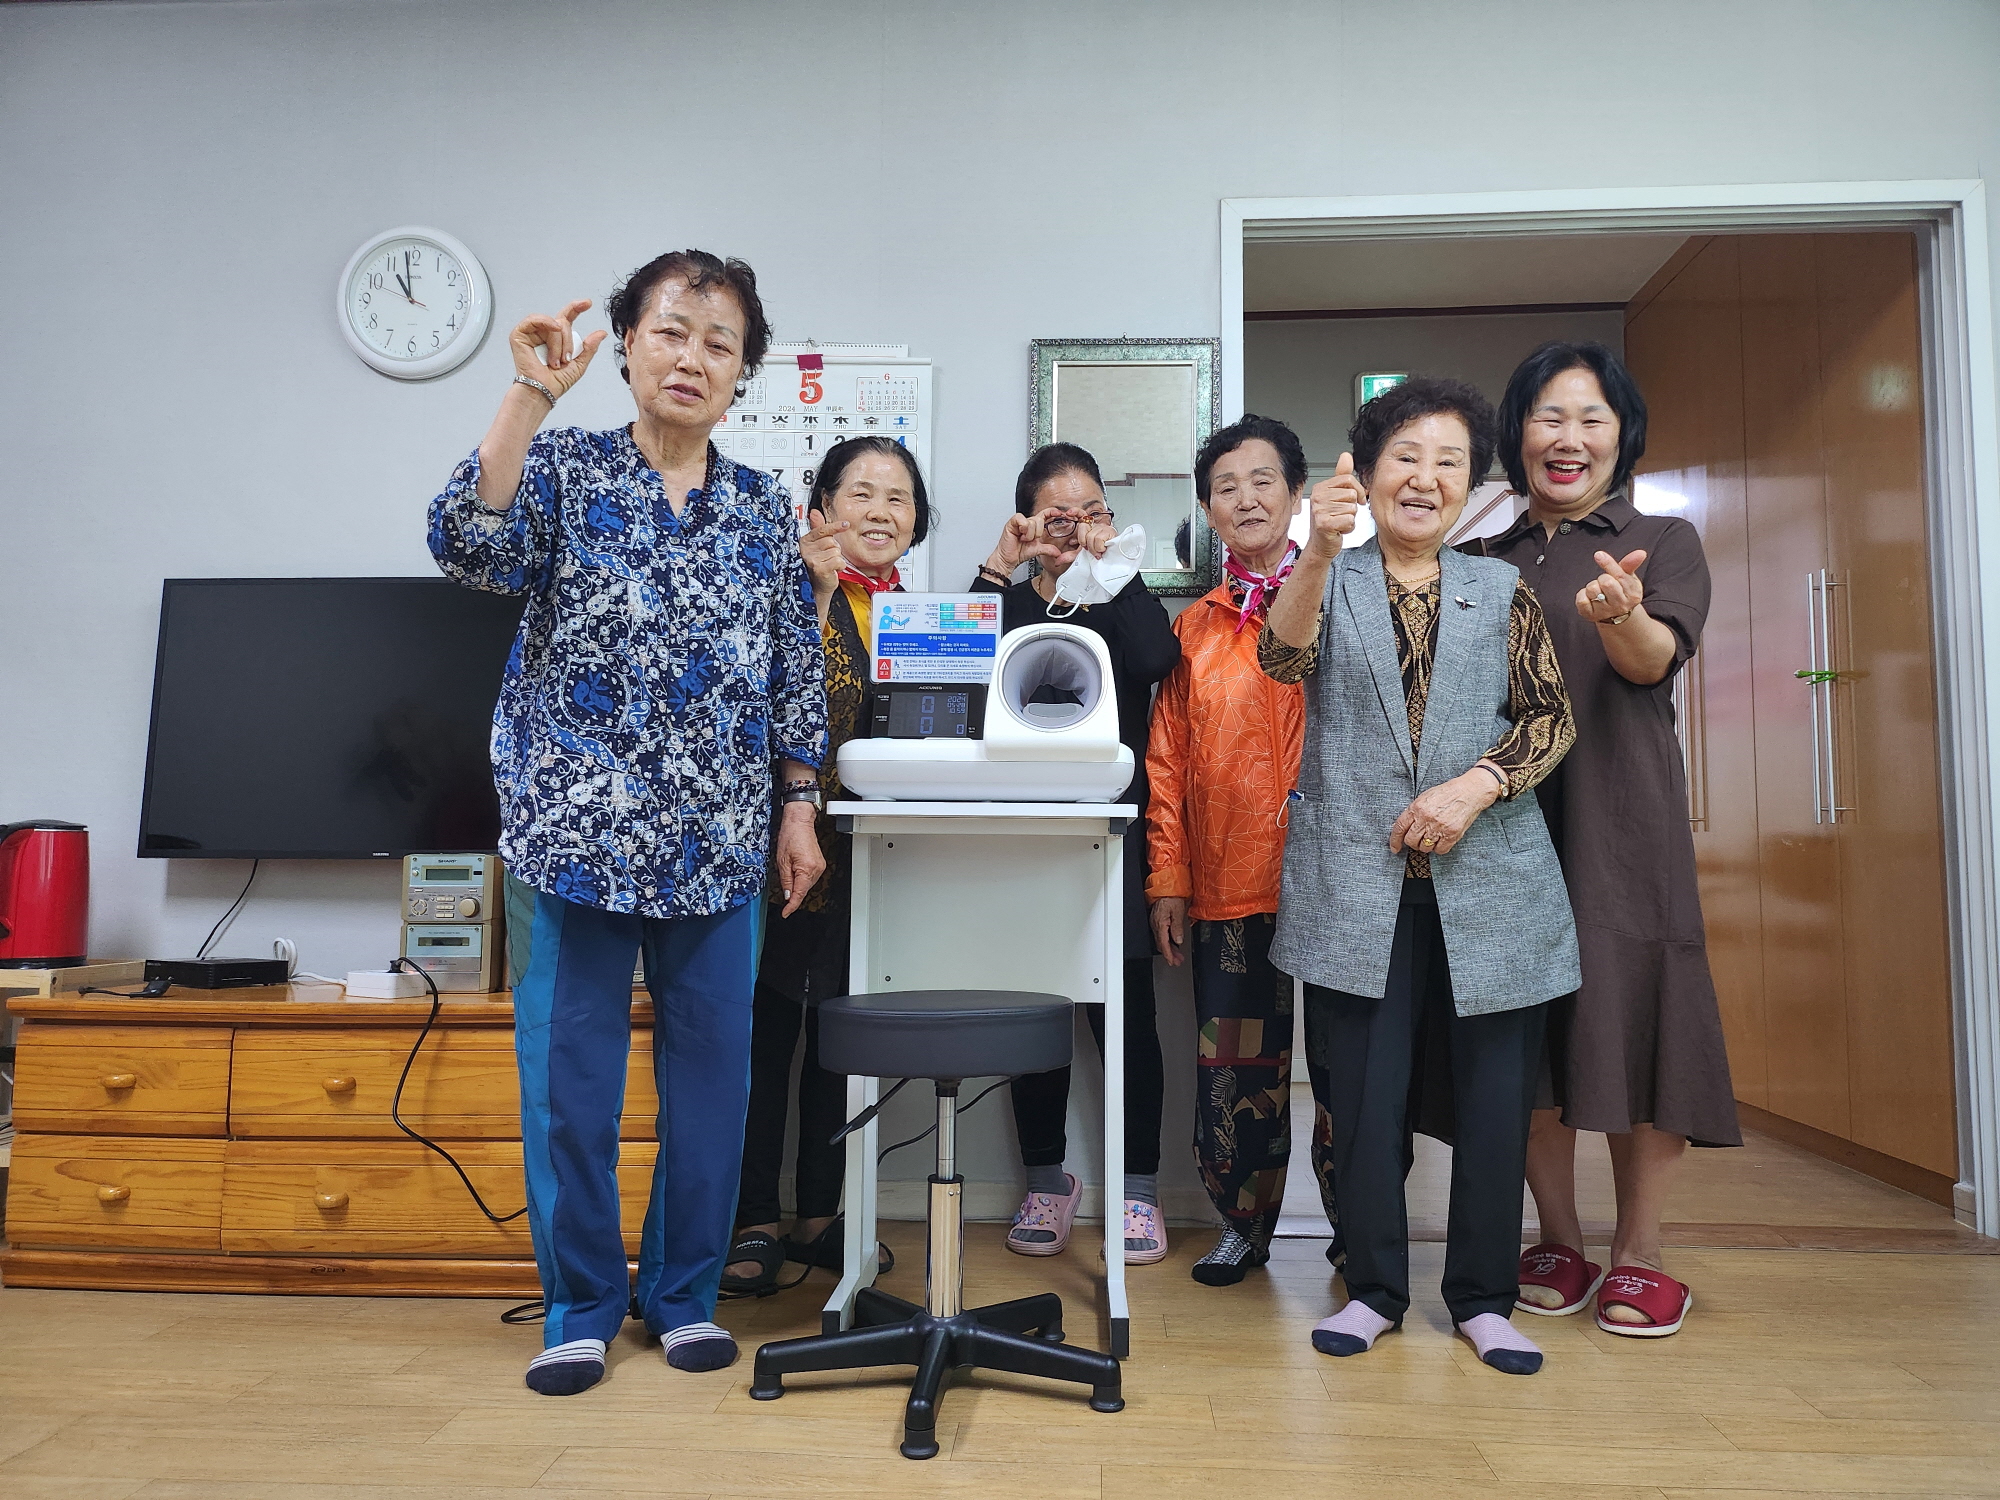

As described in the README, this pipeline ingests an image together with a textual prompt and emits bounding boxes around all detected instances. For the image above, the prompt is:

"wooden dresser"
[0,986,653,1296]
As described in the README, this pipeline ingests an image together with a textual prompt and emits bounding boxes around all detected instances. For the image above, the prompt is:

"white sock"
[1311,1299,1395,1356]
[1457,1311,1543,1375]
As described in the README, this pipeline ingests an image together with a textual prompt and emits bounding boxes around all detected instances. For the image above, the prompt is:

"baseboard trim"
[1736,1102,1957,1208]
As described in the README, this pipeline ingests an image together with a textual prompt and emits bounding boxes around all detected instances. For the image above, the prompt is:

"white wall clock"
[337,226,493,379]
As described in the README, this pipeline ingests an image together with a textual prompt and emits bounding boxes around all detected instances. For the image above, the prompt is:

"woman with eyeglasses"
[972,443,1181,1264]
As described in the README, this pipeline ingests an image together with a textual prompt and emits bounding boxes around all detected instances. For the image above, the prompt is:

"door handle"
[321,1076,358,1094]
[97,1185,130,1204]
[101,1073,138,1091]
[1805,571,1826,823]
[314,1191,350,1211]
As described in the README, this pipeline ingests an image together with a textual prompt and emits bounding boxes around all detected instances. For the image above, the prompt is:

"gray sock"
[1024,1164,1069,1196]
[1124,1173,1159,1207]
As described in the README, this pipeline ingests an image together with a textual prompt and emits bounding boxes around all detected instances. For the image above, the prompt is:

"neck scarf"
[1223,543,1298,633]
[838,564,901,595]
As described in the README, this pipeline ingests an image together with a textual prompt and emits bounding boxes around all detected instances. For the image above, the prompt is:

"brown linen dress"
[1479,492,1742,1147]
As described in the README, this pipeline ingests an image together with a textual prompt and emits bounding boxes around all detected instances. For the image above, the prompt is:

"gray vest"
[1270,540,1580,1015]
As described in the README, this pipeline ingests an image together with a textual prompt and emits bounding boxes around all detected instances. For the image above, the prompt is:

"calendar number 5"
[799,371,824,404]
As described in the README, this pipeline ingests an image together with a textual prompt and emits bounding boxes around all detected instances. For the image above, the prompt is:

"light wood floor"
[5,1187,2000,1498]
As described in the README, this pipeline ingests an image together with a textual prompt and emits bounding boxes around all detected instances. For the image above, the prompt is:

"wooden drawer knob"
[314,1191,350,1211]
[97,1185,131,1204]
[321,1076,358,1094]
[101,1073,138,1091]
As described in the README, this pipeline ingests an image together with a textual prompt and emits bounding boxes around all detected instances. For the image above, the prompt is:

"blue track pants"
[514,890,760,1348]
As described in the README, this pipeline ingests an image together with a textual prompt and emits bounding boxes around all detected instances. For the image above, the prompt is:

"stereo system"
[401,853,504,992]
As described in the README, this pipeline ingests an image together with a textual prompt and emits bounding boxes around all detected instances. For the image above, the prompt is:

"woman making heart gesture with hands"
[1480,341,1741,1343]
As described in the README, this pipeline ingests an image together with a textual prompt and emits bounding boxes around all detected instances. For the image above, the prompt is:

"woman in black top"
[972,443,1181,1263]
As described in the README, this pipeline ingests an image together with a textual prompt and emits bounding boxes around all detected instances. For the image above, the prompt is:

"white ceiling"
[1246,232,1690,313]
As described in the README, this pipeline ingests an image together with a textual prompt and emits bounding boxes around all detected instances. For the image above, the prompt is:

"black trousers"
[1010,956,1164,1176]
[736,981,848,1227]
[1304,885,1546,1324]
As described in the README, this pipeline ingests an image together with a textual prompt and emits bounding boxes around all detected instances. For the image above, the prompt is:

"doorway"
[1226,184,2000,1243]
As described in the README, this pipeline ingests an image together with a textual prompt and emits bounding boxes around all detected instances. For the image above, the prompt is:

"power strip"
[344,969,429,1000]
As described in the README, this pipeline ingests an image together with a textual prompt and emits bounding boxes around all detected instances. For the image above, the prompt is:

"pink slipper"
[1595,1265,1693,1337]
[1006,1174,1081,1257]
[1121,1201,1169,1265]
[1516,1242,1605,1317]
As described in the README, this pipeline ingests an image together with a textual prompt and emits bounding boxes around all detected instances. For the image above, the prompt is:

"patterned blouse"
[428,426,826,919]
[1259,564,1574,877]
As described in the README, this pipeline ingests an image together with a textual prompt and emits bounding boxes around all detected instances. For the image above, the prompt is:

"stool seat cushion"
[818,990,1073,1080]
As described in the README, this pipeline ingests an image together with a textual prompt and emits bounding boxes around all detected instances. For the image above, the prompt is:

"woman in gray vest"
[1260,377,1579,1376]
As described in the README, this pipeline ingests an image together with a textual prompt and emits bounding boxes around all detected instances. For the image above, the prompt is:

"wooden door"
[1624,230,1955,1179]
[1625,237,1769,1107]
[1738,234,1853,1140]
[1815,233,1958,1176]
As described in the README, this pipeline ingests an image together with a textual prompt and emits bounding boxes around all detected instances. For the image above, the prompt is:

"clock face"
[337,227,492,379]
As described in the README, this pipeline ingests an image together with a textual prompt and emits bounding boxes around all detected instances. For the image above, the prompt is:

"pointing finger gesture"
[1576,548,1647,624]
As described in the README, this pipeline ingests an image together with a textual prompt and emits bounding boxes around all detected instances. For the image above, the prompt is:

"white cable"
[274,938,346,989]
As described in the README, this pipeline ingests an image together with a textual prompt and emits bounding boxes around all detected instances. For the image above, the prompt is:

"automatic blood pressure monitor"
[837,622,1133,802]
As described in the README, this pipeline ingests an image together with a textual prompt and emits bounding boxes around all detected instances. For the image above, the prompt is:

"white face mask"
[1049,523,1147,616]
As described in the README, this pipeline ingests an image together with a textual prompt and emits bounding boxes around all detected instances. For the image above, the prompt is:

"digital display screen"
[423,868,474,881]
[887,689,971,739]
[417,934,472,948]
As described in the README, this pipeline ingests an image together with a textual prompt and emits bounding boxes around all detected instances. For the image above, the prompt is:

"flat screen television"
[138,578,526,858]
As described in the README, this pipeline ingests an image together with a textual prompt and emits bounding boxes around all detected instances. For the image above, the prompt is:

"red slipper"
[1515,1242,1604,1317]
[1595,1265,1692,1337]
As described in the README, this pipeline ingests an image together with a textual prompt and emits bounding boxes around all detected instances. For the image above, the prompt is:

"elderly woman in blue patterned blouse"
[428,249,827,1397]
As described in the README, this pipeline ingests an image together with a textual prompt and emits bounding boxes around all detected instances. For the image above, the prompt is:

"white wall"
[5,0,1998,1211]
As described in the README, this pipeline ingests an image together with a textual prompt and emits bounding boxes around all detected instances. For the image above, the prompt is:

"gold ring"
[1421,834,1438,849]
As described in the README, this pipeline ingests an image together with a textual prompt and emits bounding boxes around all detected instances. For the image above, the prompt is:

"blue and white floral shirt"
[428,426,826,919]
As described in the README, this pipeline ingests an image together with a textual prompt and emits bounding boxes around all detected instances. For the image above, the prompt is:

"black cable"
[388,958,528,1224]
[195,860,261,960]
[875,1076,1012,1164]
[500,1299,546,1323]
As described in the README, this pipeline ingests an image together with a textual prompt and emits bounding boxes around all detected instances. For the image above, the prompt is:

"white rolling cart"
[822,608,1142,1357]
[822,799,1139,1357]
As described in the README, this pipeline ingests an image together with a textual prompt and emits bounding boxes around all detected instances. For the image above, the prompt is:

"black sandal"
[784,1216,895,1276]
[719,1230,787,1298]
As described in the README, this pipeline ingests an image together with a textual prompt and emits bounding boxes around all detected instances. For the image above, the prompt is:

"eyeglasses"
[1041,508,1115,542]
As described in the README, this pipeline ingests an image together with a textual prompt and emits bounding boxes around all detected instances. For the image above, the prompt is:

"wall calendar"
[712,344,936,591]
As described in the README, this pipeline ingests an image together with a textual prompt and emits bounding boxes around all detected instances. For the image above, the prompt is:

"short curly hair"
[605,249,771,397]
[1194,413,1308,502]
[1348,375,1496,484]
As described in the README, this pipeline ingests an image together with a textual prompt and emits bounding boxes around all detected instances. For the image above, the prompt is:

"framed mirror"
[1029,337,1222,597]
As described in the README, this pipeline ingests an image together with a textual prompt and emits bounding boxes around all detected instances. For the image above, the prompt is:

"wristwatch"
[779,778,821,810]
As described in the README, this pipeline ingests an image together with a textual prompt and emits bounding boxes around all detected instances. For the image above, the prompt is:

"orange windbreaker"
[1144,583,1305,921]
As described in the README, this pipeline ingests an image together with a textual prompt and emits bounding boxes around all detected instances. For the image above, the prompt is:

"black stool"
[750,989,1123,1459]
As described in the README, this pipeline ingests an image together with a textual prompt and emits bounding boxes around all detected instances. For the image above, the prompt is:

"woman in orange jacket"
[1147,413,1332,1285]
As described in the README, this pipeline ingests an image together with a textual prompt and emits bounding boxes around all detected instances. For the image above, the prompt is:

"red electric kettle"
[0,820,90,968]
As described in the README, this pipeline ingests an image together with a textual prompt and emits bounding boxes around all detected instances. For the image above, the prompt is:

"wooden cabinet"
[0,988,655,1295]
[1626,231,1958,1190]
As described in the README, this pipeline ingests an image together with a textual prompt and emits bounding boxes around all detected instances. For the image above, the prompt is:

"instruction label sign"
[872,594,1002,684]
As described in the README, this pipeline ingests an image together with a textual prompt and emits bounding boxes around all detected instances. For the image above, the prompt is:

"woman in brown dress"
[1479,342,1740,1339]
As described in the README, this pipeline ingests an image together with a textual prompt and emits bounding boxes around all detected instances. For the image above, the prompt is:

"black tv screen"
[138,578,526,858]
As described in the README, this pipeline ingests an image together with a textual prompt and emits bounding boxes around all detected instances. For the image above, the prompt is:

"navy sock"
[525,1338,606,1396]
[661,1321,737,1372]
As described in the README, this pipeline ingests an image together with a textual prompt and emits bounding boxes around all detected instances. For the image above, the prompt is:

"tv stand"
[0,984,654,1296]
